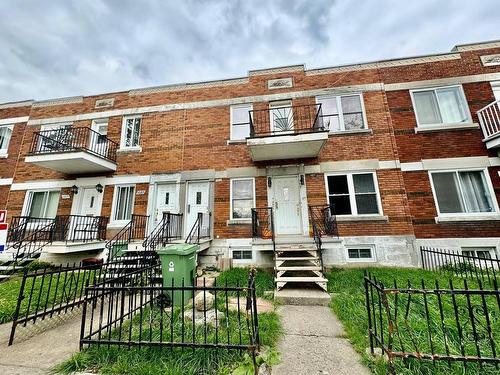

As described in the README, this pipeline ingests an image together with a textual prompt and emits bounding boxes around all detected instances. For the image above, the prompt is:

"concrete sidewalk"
[273,305,371,375]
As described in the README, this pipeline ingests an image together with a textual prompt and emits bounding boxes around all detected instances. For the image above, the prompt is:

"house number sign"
[136,190,145,195]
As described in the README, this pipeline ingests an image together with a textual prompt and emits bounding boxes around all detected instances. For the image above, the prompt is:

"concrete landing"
[273,305,370,375]
[274,288,331,306]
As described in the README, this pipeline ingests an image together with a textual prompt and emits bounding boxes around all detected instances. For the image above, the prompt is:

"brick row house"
[1,40,500,288]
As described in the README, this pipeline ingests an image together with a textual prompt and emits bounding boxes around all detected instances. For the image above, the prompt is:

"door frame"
[184,180,211,237]
[70,185,104,216]
[267,174,309,236]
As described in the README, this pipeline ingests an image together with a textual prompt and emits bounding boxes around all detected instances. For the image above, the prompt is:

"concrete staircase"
[275,242,328,292]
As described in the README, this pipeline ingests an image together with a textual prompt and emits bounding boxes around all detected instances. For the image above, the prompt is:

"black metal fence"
[249,103,324,137]
[7,216,53,242]
[79,270,260,359]
[364,273,500,373]
[29,126,118,162]
[421,246,499,288]
[5,220,54,266]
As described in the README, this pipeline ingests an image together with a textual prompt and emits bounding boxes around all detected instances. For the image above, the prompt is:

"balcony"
[247,103,328,161]
[477,99,500,150]
[25,127,118,174]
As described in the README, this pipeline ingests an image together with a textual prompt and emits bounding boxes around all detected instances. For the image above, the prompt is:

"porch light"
[95,183,104,193]
[71,185,79,195]
[267,177,272,188]
[300,174,305,185]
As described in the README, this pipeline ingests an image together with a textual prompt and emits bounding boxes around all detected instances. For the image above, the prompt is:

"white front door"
[155,184,178,223]
[70,187,101,241]
[80,188,100,216]
[185,181,209,237]
[271,176,302,235]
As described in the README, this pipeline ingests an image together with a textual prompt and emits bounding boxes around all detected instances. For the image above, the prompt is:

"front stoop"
[274,288,331,306]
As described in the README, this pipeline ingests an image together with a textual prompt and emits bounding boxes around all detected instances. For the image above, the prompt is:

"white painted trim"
[453,40,500,52]
[336,215,388,222]
[401,157,500,171]
[10,175,150,191]
[386,72,500,92]
[379,160,401,170]
[0,100,33,109]
[345,244,377,263]
[414,123,479,133]
[0,116,29,125]
[229,177,255,221]
[315,93,369,132]
[435,214,500,223]
[229,103,253,140]
[0,178,13,186]
[110,184,136,225]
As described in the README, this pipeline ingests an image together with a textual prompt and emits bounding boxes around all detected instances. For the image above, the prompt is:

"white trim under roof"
[400,156,500,172]
[452,40,500,52]
[0,178,13,186]
[10,175,151,191]
[0,116,29,125]
[386,72,500,91]
[0,100,33,109]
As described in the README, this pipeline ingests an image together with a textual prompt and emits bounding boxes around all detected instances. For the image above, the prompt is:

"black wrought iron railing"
[143,213,183,251]
[249,103,324,137]
[7,216,54,243]
[52,215,108,243]
[29,126,118,162]
[309,205,338,273]
[185,212,211,244]
[7,221,54,264]
[106,214,150,260]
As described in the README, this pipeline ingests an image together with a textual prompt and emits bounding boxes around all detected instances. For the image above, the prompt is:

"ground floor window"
[112,185,135,222]
[231,248,253,261]
[461,247,496,259]
[346,246,375,262]
[326,172,381,215]
[230,178,255,220]
[24,190,60,218]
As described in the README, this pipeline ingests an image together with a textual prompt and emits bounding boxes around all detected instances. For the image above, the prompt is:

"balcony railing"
[477,99,500,142]
[249,103,324,137]
[29,126,118,162]
[52,215,108,242]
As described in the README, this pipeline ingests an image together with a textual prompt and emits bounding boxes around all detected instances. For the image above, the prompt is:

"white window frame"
[230,104,253,140]
[110,184,136,225]
[230,247,254,264]
[229,177,255,221]
[21,189,61,218]
[324,172,383,216]
[120,115,142,150]
[461,247,497,259]
[0,124,13,156]
[345,245,376,263]
[315,93,368,133]
[91,118,108,135]
[410,85,472,128]
[491,81,500,101]
[428,168,499,218]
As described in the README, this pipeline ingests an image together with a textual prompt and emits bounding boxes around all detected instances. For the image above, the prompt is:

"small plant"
[231,348,280,375]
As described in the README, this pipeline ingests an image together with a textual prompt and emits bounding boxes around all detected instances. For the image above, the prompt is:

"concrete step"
[276,266,322,271]
[274,288,331,306]
[275,276,328,283]
[276,256,319,261]
[276,248,318,253]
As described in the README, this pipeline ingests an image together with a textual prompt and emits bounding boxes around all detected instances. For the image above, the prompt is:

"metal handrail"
[477,98,500,140]
[185,212,211,244]
[106,214,149,260]
[309,204,338,273]
[53,215,108,243]
[143,212,183,250]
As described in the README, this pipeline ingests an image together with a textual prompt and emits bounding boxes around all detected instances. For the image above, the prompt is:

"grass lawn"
[327,267,500,375]
[56,268,282,375]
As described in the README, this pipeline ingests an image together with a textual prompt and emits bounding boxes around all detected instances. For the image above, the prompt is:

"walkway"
[273,305,371,375]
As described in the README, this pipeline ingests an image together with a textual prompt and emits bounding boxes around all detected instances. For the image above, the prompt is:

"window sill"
[336,215,388,222]
[117,146,142,153]
[107,221,130,229]
[0,153,8,159]
[414,122,479,133]
[227,219,252,225]
[227,139,247,145]
[328,129,372,136]
[435,214,500,223]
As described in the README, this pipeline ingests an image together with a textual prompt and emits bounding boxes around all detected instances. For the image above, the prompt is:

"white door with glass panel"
[38,123,72,152]
[79,188,100,216]
[155,184,178,224]
[269,101,293,134]
[71,187,101,240]
[185,182,209,237]
[271,176,302,235]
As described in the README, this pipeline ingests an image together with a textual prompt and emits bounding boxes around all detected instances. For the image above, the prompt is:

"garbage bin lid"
[157,243,199,255]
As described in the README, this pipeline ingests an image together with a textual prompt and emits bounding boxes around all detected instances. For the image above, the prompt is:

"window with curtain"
[326,173,380,215]
[412,86,470,126]
[26,191,60,218]
[113,185,135,221]
[230,105,252,139]
[231,178,254,219]
[0,124,13,154]
[431,170,495,214]
[316,94,366,132]
[121,117,141,148]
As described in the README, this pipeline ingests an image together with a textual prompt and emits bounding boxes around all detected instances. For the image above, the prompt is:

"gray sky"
[0,0,498,103]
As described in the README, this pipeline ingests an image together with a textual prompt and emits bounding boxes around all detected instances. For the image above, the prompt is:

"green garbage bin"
[157,243,199,305]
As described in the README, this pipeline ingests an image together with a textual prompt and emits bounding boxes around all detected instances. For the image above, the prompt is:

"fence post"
[9,268,29,346]
[364,274,374,356]
[79,279,90,350]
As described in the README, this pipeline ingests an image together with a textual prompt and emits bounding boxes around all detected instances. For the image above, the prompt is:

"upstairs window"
[121,116,141,148]
[316,94,366,132]
[326,172,381,215]
[230,104,252,140]
[113,185,135,222]
[0,124,13,155]
[430,170,496,215]
[411,85,471,126]
[230,178,255,220]
[24,190,60,218]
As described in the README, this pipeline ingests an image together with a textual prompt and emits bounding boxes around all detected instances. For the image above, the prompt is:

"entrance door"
[155,184,178,223]
[185,181,209,236]
[271,176,302,235]
[71,187,101,241]
[80,188,100,216]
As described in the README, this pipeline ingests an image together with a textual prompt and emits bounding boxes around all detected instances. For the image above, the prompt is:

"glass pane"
[232,106,251,124]
[116,187,133,220]
[432,173,464,213]
[341,95,362,113]
[125,119,133,147]
[318,97,338,116]
[436,87,468,123]
[355,194,379,214]
[28,192,46,217]
[124,187,134,220]
[327,175,349,194]
[233,251,242,259]
[233,179,253,199]
[132,118,141,146]
[458,171,493,213]
[413,91,441,125]
[242,251,253,259]
[45,191,60,218]
[348,249,359,259]
[233,199,252,219]
[330,195,351,215]
[343,113,364,130]
[270,105,293,131]
[232,123,250,139]
[359,249,372,258]
[196,192,202,205]
[165,192,169,205]
[353,174,375,193]
[323,114,340,132]
[0,126,12,151]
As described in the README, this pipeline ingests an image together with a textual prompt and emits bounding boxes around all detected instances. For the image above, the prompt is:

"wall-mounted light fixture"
[71,185,79,195]
[95,183,103,193]
[267,177,272,188]
[300,174,305,186]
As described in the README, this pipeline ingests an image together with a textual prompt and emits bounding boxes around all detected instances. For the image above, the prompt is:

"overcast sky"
[0,0,498,103]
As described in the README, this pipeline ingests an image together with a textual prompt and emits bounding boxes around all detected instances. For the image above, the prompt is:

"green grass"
[55,268,282,375]
[326,267,500,375]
